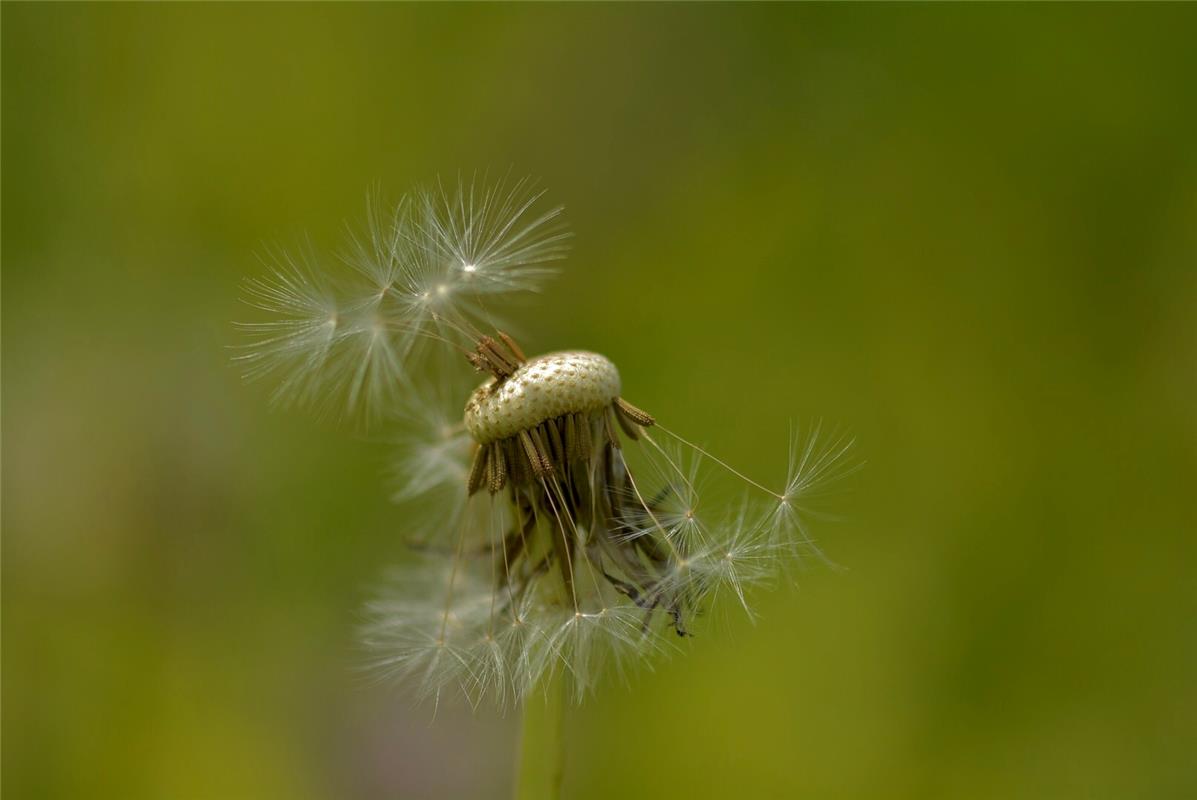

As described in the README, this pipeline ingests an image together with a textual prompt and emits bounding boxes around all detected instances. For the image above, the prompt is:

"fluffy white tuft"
[235,176,569,423]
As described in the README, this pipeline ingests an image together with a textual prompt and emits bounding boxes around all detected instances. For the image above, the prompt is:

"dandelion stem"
[515,668,566,800]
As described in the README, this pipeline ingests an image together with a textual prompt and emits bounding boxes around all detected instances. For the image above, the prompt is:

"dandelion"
[237,175,855,798]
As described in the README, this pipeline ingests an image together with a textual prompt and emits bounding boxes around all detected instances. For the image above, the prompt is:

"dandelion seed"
[236,175,569,423]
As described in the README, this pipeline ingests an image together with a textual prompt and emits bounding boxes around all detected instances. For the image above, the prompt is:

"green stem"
[514,669,566,800]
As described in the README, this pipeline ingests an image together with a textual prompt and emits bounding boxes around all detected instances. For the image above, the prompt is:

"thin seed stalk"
[515,669,566,800]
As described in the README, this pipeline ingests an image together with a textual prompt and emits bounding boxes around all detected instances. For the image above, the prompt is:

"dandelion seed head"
[238,177,853,708]
[356,334,851,705]
[355,340,856,706]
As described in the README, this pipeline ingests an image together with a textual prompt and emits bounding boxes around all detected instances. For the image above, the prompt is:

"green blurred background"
[4,4,1195,799]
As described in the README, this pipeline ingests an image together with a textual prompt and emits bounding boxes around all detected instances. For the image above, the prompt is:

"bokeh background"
[4,4,1196,799]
